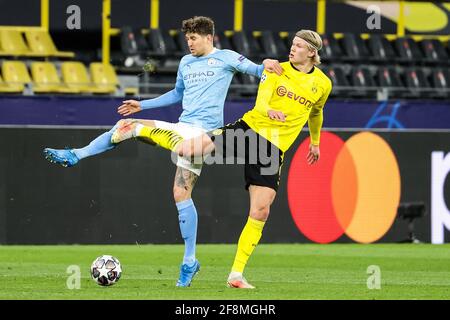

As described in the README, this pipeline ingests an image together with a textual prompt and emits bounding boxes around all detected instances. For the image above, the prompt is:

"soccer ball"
[90,255,122,286]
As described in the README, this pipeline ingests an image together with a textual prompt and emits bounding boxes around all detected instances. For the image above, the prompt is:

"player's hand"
[267,109,286,122]
[118,100,142,116]
[307,144,320,165]
[263,59,283,76]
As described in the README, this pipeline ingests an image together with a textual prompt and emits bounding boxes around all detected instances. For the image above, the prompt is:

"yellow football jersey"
[242,62,332,152]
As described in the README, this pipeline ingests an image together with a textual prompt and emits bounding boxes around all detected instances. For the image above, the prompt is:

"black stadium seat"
[351,66,376,87]
[274,32,289,56]
[322,65,349,97]
[377,66,407,98]
[230,31,263,61]
[350,66,377,98]
[174,31,190,56]
[247,31,264,59]
[119,26,152,67]
[340,33,370,62]
[147,28,177,57]
[257,31,281,59]
[430,68,450,98]
[395,37,423,63]
[367,34,397,63]
[420,39,449,64]
[214,31,232,50]
[320,34,343,62]
[431,68,450,89]
[377,66,404,87]
[403,67,432,98]
[230,31,251,58]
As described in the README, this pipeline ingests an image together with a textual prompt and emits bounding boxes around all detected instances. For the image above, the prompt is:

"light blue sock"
[176,199,198,266]
[72,124,118,160]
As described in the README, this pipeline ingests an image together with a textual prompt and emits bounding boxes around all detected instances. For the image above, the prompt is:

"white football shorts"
[153,120,208,176]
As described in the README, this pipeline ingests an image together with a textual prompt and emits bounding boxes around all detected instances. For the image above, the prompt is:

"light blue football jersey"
[141,48,263,130]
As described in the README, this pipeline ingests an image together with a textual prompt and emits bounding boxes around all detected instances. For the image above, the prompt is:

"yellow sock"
[231,217,265,274]
[138,126,183,152]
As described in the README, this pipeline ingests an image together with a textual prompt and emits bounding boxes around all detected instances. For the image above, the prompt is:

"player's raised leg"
[227,185,276,289]
[173,166,201,287]
[43,119,156,167]
[112,122,216,160]
[43,123,121,167]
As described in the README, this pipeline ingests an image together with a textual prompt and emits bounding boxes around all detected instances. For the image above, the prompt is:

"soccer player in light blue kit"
[43,16,282,287]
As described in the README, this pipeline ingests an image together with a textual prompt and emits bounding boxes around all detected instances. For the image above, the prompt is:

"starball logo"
[276,86,312,108]
[287,132,401,244]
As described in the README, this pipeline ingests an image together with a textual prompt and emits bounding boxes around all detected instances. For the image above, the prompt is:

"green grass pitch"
[1,244,450,300]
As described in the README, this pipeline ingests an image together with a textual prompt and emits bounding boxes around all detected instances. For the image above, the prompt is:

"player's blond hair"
[295,30,323,65]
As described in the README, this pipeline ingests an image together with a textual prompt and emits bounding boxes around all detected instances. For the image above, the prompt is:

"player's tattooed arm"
[175,167,199,191]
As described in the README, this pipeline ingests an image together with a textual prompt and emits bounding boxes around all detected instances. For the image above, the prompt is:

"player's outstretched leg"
[43,122,121,167]
[43,148,80,167]
[111,121,184,152]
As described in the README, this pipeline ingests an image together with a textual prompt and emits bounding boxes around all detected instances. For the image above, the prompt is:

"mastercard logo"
[287,131,401,244]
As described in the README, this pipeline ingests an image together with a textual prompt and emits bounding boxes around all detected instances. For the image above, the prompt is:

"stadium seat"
[31,62,79,93]
[255,31,284,59]
[321,65,349,97]
[420,39,449,64]
[172,31,190,56]
[147,28,177,57]
[120,26,149,57]
[214,31,233,50]
[430,68,450,98]
[367,34,397,63]
[230,31,262,60]
[89,62,120,94]
[319,34,343,62]
[61,61,117,94]
[230,31,251,58]
[350,66,377,98]
[394,37,423,63]
[0,30,38,57]
[274,32,288,55]
[0,73,23,93]
[340,33,370,62]
[377,66,407,98]
[118,26,151,67]
[1,60,32,92]
[286,31,297,46]
[403,67,432,98]
[24,30,75,58]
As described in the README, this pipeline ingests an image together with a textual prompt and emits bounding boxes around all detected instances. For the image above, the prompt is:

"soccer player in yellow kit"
[111,30,332,289]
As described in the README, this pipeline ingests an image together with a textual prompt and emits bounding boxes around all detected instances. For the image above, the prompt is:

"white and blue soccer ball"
[90,255,122,286]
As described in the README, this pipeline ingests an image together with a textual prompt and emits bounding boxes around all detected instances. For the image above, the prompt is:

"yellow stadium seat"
[89,62,120,94]
[0,73,23,93]
[31,62,79,94]
[24,30,75,58]
[0,30,39,57]
[61,62,114,94]
[2,61,32,92]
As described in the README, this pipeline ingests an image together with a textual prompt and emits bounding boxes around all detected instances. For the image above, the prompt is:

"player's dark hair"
[181,16,215,36]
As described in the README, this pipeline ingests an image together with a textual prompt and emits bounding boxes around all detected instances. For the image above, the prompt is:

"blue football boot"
[43,148,79,167]
[176,259,200,287]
